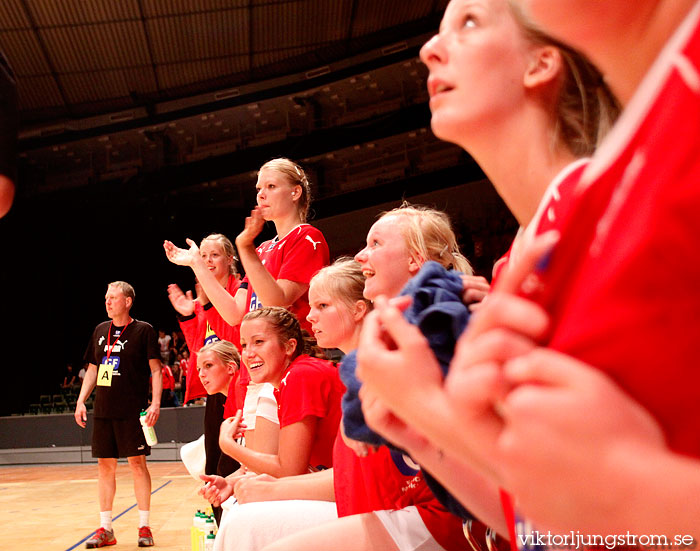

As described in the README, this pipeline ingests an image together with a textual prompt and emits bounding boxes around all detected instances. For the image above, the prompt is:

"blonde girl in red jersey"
[167,233,243,526]
[164,158,329,334]
[167,233,241,403]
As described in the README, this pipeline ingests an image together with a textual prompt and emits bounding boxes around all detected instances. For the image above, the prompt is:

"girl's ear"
[284,338,298,357]
[524,45,562,89]
[353,300,369,322]
[408,253,423,275]
[226,361,237,375]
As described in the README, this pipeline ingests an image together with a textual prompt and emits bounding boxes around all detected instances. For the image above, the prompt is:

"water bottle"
[190,510,200,551]
[204,531,216,551]
[192,510,208,551]
[140,411,158,446]
[198,514,214,551]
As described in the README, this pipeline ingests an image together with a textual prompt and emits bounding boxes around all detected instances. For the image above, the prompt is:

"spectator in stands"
[61,364,77,390]
[159,363,179,408]
[78,364,87,386]
[179,350,189,397]
[171,357,182,400]
[157,330,172,364]
[172,331,187,357]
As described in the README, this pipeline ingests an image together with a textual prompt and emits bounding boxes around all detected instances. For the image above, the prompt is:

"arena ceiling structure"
[1,0,516,263]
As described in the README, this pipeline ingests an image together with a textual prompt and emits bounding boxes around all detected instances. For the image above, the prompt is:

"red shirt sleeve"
[203,274,242,349]
[178,308,201,354]
[177,302,208,402]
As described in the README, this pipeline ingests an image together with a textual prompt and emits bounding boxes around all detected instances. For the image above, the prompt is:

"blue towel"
[339,349,384,446]
[339,261,474,519]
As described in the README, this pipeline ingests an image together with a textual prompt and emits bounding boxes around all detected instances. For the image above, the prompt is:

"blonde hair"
[379,203,473,275]
[310,257,373,313]
[108,281,135,302]
[508,0,620,155]
[201,233,239,276]
[258,158,312,222]
[197,339,240,371]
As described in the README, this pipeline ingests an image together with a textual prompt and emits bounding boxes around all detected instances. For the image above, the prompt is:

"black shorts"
[92,416,151,458]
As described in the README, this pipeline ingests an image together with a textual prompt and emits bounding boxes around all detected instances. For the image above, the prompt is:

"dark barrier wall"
[0,406,205,449]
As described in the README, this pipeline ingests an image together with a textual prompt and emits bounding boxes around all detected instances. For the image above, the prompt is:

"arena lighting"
[214,88,240,100]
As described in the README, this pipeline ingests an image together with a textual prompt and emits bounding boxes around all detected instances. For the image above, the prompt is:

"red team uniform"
[453,160,588,550]
[178,273,242,489]
[200,297,249,419]
[274,354,344,471]
[507,2,700,545]
[483,159,588,546]
[493,158,588,282]
[179,273,241,403]
[241,224,330,334]
[333,438,467,551]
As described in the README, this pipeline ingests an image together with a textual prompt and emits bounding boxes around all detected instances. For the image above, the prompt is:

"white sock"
[139,509,150,528]
[99,511,112,531]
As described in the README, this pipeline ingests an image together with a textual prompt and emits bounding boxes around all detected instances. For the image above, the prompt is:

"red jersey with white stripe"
[508,3,700,547]
[493,158,588,282]
[241,224,329,333]
[333,437,467,551]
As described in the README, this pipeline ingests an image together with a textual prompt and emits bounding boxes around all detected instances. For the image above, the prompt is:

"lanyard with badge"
[97,320,131,387]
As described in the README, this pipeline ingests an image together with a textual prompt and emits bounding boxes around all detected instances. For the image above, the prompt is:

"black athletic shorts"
[92,416,151,458]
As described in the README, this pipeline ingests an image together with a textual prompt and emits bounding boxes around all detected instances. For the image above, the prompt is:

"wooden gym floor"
[0,462,203,551]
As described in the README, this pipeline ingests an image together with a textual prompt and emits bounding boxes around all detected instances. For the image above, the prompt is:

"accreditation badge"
[97,363,113,386]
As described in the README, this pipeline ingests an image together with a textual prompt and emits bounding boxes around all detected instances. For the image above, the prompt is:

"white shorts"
[373,506,447,551]
[215,499,338,551]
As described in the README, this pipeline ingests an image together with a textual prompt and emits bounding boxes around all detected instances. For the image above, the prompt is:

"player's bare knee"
[127,455,149,475]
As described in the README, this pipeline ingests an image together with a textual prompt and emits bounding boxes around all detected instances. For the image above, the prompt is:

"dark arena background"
[0,0,517,418]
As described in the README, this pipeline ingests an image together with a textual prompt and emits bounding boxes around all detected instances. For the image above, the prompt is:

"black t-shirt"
[84,319,160,419]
